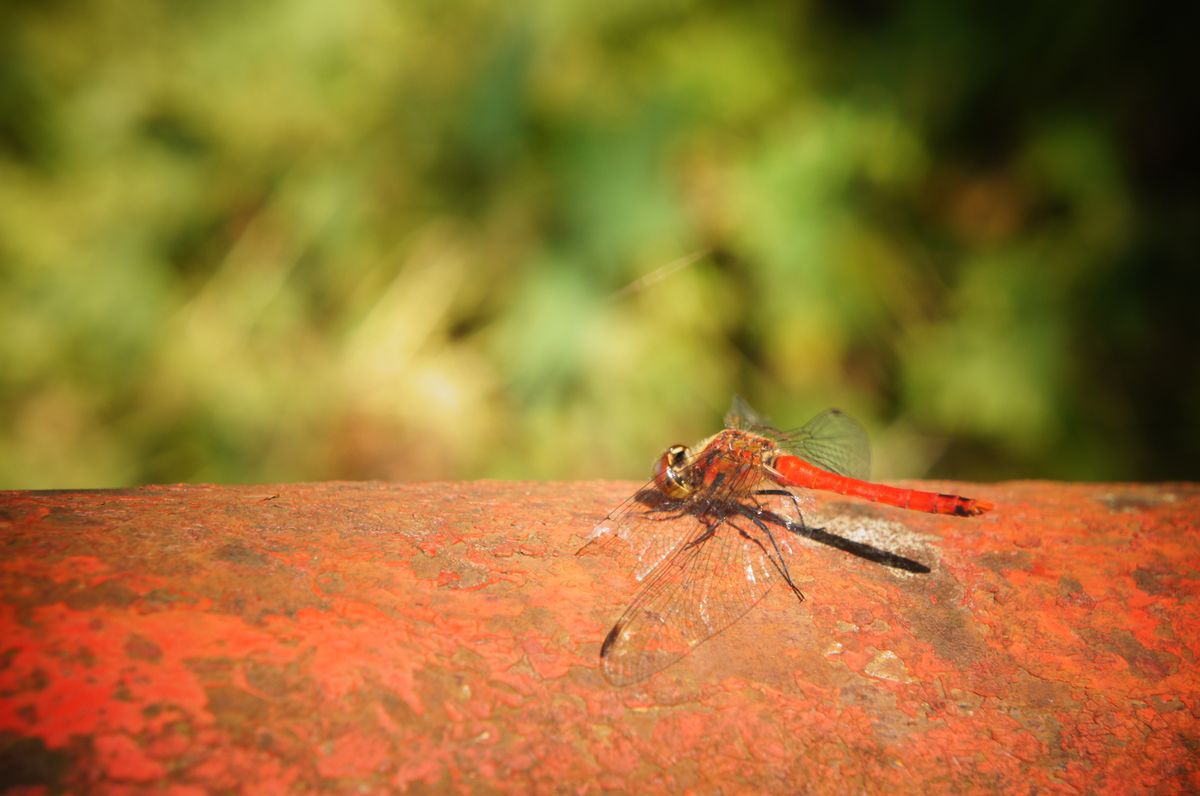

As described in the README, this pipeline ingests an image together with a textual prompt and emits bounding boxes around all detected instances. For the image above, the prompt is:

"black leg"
[753,488,825,535]
[737,507,805,602]
[684,516,722,549]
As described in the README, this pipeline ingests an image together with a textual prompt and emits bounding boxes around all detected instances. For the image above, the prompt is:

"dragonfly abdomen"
[773,456,993,517]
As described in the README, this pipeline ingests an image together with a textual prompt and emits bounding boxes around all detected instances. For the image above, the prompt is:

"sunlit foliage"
[0,1,1193,487]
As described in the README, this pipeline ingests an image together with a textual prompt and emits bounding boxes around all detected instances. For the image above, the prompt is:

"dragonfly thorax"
[652,444,694,499]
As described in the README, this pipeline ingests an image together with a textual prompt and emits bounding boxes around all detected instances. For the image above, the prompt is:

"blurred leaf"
[0,0,1193,486]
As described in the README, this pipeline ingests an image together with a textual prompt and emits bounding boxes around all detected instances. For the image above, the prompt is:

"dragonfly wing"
[582,429,811,685]
[578,484,694,582]
[725,397,871,480]
[773,408,871,480]
[578,440,747,580]
[725,394,777,432]
[598,488,804,686]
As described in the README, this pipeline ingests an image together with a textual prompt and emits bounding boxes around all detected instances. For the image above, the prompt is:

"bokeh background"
[1,1,1195,489]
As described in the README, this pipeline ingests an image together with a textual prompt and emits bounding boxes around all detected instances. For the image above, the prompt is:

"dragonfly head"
[653,444,693,499]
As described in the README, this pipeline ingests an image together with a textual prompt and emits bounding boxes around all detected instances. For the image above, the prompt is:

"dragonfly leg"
[738,507,805,603]
[754,488,825,535]
[684,517,722,549]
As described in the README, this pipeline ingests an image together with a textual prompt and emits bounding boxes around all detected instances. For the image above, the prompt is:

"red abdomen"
[773,456,992,517]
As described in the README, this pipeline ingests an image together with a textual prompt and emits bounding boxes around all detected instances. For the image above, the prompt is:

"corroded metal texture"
[0,481,1197,793]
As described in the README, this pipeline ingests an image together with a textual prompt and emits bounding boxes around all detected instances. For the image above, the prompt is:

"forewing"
[725,397,871,480]
[594,452,808,686]
[577,482,694,583]
[775,408,871,479]
[579,435,772,580]
[725,394,776,432]
[598,508,792,686]
[581,429,820,685]
[578,436,774,581]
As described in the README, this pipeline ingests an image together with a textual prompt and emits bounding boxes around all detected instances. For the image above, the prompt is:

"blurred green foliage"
[1,1,1195,488]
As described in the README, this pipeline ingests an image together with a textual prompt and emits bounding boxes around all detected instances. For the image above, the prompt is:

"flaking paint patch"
[864,650,915,684]
[0,480,1198,793]
[814,514,937,578]
[1096,491,1177,513]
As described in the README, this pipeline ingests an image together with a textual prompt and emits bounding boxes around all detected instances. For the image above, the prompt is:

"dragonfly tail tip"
[970,499,994,515]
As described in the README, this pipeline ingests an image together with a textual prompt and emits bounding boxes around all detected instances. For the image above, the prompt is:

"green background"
[1,1,1195,488]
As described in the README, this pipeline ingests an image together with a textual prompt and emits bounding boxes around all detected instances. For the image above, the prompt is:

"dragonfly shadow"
[771,513,931,574]
[631,488,684,512]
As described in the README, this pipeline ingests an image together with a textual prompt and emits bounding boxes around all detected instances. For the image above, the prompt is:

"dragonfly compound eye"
[653,444,693,499]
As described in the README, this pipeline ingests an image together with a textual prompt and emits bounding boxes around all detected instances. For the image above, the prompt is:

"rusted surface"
[0,480,1197,793]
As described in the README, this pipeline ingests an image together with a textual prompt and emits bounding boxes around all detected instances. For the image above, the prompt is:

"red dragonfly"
[578,396,993,685]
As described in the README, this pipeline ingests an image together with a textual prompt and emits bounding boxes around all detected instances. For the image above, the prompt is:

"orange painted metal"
[0,481,1197,793]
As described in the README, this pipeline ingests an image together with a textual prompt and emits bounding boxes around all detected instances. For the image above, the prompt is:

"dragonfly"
[577,396,993,686]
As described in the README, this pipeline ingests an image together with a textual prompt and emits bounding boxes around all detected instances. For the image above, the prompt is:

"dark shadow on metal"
[780,518,930,573]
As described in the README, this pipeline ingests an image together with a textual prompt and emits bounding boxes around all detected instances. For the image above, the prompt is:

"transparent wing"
[726,396,871,480]
[578,481,698,584]
[725,394,774,431]
[580,444,809,686]
[598,489,806,686]
[776,408,871,480]
[578,440,758,580]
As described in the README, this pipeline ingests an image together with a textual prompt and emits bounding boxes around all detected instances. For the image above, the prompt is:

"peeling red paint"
[0,481,1198,793]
